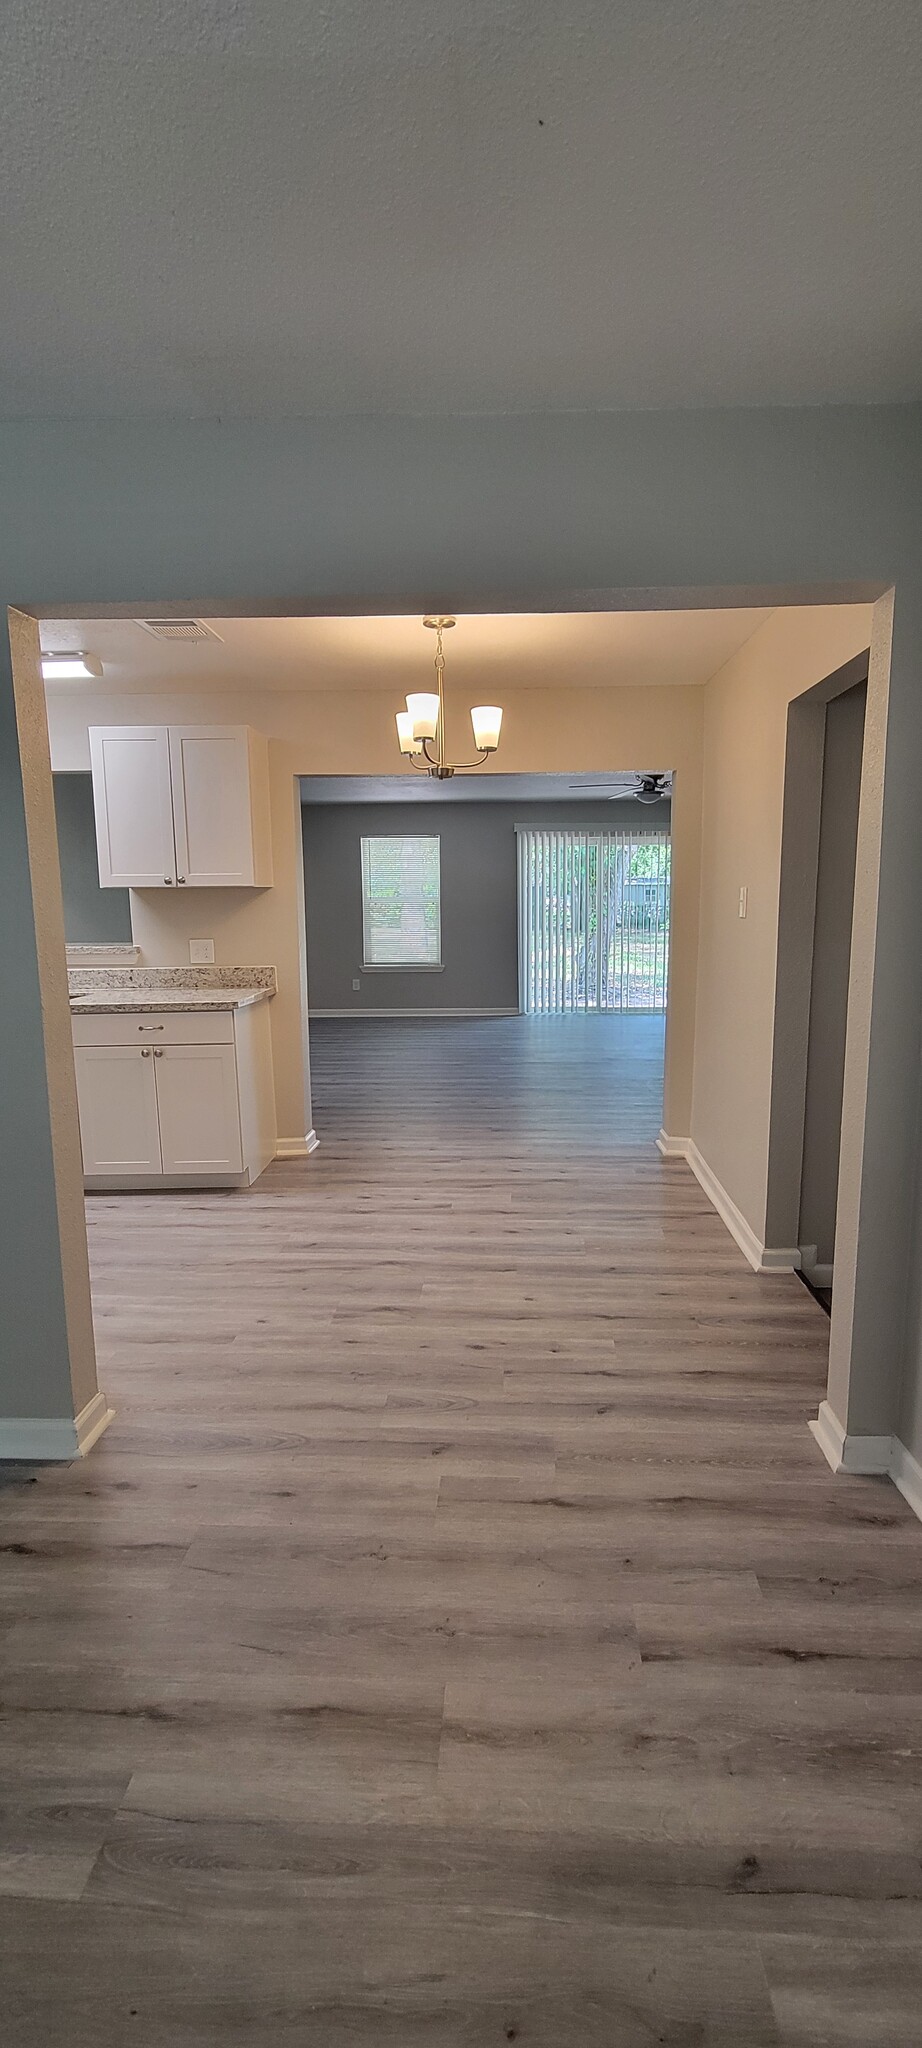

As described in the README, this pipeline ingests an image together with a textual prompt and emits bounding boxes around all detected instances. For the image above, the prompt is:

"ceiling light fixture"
[396,616,503,779]
[41,652,103,681]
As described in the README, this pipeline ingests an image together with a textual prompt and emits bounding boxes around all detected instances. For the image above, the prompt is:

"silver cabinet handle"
[153,1047,164,1058]
[164,876,174,884]
[137,1024,165,1032]
[177,876,187,884]
[140,1047,151,1058]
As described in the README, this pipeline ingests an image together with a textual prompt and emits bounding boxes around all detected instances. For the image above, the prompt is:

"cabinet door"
[153,1043,243,1174]
[168,728,259,886]
[75,1046,163,1174]
[89,727,176,887]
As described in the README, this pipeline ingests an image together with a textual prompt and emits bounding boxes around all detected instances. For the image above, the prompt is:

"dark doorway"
[798,679,867,1309]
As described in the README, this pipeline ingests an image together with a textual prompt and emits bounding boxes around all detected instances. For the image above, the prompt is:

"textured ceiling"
[39,608,771,693]
[3,2,921,416]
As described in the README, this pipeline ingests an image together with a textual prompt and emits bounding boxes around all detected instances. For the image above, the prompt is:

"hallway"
[1,1016,921,2043]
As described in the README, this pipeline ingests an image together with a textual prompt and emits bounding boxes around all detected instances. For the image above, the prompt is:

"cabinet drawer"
[73,1009,236,1047]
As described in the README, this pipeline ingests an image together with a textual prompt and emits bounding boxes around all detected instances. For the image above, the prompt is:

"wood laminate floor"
[2,1014,921,2045]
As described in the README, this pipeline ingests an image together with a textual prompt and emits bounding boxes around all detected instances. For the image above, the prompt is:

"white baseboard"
[808,1402,922,1519]
[309,1007,519,1019]
[656,1128,688,1158]
[656,1132,800,1274]
[891,1439,922,1522]
[808,1399,894,1474]
[0,1389,114,1463]
[76,1391,115,1455]
[275,1131,319,1158]
[758,1242,804,1271]
[800,1245,834,1288]
[808,1400,847,1472]
[85,1173,247,1191]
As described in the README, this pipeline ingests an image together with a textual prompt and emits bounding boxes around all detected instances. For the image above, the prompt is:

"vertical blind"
[517,827,671,1014]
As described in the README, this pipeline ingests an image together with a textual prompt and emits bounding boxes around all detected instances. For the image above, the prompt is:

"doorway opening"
[765,648,871,1326]
[300,768,673,1145]
[6,593,892,1483]
[799,677,867,1311]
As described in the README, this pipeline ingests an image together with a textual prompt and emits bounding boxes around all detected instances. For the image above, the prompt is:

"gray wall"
[53,772,131,943]
[0,407,921,1455]
[302,799,667,1011]
[798,683,867,1271]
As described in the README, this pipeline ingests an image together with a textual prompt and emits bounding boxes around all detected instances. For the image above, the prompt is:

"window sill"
[361,962,444,972]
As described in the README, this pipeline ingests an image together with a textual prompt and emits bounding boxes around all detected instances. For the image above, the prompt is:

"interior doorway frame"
[7,580,895,1471]
[766,649,872,1256]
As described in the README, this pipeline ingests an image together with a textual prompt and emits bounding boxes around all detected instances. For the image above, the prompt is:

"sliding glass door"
[517,827,670,1014]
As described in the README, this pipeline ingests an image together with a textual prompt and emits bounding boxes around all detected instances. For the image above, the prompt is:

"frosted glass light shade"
[471,705,503,752]
[396,711,422,755]
[406,692,440,741]
[41,652,103,680]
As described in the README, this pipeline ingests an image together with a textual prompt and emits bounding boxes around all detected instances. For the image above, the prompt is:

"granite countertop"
[70,988,273,1015]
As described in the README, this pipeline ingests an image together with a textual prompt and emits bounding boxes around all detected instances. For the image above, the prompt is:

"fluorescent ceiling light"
[41,652,103,680]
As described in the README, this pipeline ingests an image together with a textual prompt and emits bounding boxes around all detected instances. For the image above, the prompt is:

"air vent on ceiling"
[136,619,223,642]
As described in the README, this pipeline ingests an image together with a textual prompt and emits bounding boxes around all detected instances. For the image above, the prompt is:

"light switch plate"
[189,939,215,965]
[738,887,748,919]
[352,978,361,991]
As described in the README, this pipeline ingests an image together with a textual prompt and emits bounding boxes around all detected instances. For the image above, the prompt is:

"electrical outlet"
[189,939,215,965]
[352,978,361,991]
[738,887,748,920]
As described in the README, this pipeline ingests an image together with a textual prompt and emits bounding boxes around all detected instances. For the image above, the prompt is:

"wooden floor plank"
[1,1013,920,2043]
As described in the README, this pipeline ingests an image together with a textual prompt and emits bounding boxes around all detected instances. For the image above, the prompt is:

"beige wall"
[47,677,706,1147]
[690,605,874,1246]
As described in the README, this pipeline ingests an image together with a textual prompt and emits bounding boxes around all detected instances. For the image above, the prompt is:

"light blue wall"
[53,773,132,943]
[0,653,77,1420]
[1,407,920,1444]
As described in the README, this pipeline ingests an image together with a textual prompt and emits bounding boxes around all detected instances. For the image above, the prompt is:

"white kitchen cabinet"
[153,1042,243,1174]
[89,727,176,888]
[73,1004,276,1188]
[74,1043,164,1175]
[89,724,272,888]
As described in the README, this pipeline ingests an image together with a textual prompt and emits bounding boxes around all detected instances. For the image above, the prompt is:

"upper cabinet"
[89,727,175,889]
[89,725,273,888]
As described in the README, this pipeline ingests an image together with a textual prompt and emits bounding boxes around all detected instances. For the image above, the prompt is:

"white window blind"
[517,827,670,1014]
[361,835,441,966]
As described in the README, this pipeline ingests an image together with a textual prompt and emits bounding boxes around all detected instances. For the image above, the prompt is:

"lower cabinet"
[74,1043,164,1176]
[153,1043,243,1174]
[73,1007,276,1188]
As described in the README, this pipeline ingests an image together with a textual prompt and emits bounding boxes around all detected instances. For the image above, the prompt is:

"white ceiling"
[3,3,921,416]
[40,608,772,696]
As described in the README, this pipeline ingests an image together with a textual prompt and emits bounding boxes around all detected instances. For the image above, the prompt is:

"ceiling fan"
[570,772,673,805]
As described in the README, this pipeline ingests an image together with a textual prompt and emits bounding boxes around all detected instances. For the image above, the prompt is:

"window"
[517,826,670,1013]
[361,835,441,967]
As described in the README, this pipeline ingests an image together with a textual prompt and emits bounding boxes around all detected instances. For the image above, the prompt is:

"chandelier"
[396,616,503,779]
